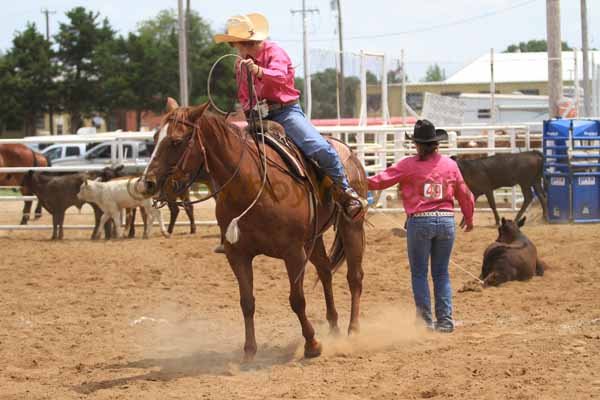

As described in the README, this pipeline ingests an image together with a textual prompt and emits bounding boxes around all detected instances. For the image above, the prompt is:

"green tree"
[504,39,572,53]
[135,9,236,117]
[423,64,446,82]
[1,23,56,136]
[300,69,361,119]
[55,7,115,133]
[0,55,21,133]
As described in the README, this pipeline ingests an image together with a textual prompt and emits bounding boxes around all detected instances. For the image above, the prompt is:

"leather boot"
[335,187,368,221]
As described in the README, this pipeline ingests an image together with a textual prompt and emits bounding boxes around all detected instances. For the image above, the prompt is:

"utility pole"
[186,0,192,99]
[177,0,189,107]
[581,0,591,116]
[546,0,563,118]
[291,1,319,118]
[574,47,581,117]
[335,0,345,117]
[41,8,56,135]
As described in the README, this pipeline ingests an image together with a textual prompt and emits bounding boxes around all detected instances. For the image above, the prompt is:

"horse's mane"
[160,104,242,138]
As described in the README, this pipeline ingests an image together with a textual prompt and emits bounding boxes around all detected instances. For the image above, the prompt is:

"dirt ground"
[0,201,598,400]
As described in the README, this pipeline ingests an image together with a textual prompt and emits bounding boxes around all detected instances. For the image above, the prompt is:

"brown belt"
[267,99,299,112]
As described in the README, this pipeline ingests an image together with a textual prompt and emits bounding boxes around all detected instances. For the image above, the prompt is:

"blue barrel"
[545,172,570,223]
[572,172,600,223]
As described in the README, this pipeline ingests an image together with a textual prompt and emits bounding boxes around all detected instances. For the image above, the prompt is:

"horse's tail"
[329,212,346,273]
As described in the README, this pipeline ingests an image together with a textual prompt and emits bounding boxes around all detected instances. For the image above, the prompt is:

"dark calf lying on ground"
[22,171,87,240]
[480,217,546,286]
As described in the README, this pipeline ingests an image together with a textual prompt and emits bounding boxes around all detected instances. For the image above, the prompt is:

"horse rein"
[155,114,249,208]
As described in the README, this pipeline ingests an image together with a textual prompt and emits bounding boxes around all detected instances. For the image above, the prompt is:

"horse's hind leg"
[167,201,179,235]
[285,249,321,358]
[309,237,340,335]
[182,196,196,234]
[34,201,43,220]
[21,200,32,225]
[340,219,365,335]
[226,252,257,361]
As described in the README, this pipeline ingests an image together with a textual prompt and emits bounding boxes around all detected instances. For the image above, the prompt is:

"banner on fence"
[421,92,465,126]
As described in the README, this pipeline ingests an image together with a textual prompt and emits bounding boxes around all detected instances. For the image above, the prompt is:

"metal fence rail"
[0,124,544,231]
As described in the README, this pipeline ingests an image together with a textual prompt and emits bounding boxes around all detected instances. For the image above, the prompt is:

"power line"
[275,0,540,43]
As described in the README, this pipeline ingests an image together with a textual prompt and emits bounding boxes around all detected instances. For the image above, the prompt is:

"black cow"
[480,217,546,286]
[452,151,547,226]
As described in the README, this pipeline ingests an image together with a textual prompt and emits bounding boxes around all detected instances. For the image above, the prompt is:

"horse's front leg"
[226,251,257,362]
[285,249,321,358]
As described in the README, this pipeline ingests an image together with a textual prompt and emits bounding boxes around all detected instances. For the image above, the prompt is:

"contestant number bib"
[424,183,443,200]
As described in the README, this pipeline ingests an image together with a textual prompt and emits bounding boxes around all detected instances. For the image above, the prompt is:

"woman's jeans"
[406,215,455,329]
[267,104,350,189]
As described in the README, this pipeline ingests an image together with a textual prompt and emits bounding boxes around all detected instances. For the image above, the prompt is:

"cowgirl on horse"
[214,13,367,220]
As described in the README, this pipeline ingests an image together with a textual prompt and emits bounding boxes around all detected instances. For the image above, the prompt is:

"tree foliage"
[55,7,115,132]
[0,23,56,135]
[423,64,446,82]
[504,39,572,53]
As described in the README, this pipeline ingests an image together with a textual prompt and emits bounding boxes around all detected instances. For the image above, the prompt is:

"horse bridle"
[155,113,248,208]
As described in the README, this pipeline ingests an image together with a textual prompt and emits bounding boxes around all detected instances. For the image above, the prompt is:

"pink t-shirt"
[236,41,301,111]
[368,153,475,225]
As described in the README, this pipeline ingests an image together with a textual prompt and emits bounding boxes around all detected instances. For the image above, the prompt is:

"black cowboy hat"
[406,119,448,143]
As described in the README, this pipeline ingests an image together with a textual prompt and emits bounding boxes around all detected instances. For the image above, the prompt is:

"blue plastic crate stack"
[543,119,600,223]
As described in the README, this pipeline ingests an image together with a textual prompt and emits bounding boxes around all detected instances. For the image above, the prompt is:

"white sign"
[551,177,566,186]
[578,176,596,186]
[421,93,465,126]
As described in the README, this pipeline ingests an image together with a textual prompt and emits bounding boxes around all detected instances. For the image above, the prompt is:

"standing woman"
[368,120,474,332]
[214,13,367,220]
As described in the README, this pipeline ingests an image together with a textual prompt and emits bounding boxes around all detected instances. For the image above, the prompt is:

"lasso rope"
[206,54,269,245]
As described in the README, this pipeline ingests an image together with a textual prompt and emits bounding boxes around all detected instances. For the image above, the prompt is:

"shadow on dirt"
[72,343,298,394]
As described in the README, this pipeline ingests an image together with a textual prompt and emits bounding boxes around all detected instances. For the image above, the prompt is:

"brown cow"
[480,217,546,286]
[22,171,87,240]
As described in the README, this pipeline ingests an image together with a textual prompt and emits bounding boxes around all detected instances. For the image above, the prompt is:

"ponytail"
[417,142,439,161]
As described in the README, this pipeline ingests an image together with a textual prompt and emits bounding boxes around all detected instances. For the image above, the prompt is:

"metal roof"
[445,51,600,84]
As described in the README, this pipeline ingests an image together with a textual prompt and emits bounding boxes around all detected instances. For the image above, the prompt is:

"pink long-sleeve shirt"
[236,41,301,111]
[368,153,475,225]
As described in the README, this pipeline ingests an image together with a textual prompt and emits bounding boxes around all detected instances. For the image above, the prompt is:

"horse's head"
[496,216,526,243]
[142,97,210,197]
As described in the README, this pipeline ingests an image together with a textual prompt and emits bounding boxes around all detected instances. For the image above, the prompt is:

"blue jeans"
[267,104,349,189]
[406,216,455,330]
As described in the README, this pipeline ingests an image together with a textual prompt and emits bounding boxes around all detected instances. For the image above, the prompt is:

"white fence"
[0,124,543,231]
[320,123,543,211]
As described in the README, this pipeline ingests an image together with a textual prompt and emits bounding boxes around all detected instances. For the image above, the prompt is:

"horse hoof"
[213,244,225,254]
[329,326,341,337]
[304,340,322,358]
[348,324,360,336]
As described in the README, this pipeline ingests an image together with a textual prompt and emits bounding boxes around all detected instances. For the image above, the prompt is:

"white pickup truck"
[51,140,155,172]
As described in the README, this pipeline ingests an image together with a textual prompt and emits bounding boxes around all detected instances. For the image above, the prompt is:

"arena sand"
[0,202,598,399]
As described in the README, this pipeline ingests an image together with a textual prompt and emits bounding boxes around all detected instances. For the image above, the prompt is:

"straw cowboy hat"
[214,13,269,43]
[406,119,448,143]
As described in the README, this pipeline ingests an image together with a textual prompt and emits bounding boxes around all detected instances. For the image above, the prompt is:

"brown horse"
[143,98,367,360]
[0,144,49,224]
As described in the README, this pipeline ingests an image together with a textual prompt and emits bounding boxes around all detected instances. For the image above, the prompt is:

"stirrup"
[339,188,368,221]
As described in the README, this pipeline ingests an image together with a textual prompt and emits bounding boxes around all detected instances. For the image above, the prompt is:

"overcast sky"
[1,0,598,81]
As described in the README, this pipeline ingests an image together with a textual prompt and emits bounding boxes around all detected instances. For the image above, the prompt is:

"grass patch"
[0,188,20,196]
